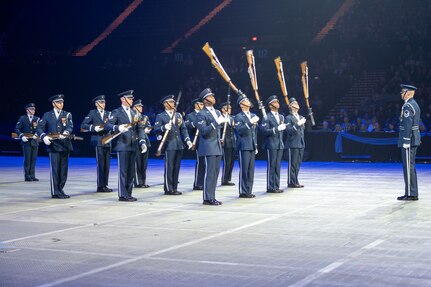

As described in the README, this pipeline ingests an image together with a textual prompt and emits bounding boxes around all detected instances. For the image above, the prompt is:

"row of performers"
[14,88,307,204]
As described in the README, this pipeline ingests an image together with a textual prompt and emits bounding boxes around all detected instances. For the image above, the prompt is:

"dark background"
[1,0,430,161]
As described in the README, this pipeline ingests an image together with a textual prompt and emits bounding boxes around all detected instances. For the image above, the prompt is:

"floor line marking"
[37,203,321,287]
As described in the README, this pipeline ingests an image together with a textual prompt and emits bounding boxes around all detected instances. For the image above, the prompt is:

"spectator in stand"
[359,123,368,133]
[320,121,332,132]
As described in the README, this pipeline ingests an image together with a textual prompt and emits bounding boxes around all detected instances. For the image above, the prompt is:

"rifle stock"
[202,42,244,97]
[221,93,231,146]
[274,57,289,106]
[246,50,266,118]
[300,61,315,126]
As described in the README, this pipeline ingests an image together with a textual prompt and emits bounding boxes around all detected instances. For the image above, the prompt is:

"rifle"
[300,61,316,126]
[48,133,84,141]
[11,132,41,141]
[246,50,266,118]
[274,57,290,106]
[221,91,231,146]
[202,42,245,97]
[191,105,203,151]
[101,119,138,145]
[156,91,182,157]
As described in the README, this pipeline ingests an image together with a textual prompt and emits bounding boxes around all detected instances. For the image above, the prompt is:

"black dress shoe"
[142,184,150,188]
[135,184,145,188]
[221,182,235,186]
[128,196,137,201]
[165,191,182,195]
[239,193,256,198]
[267,189,283,193]
[119,197,135,202]
[407,196,419,201]
[193,186,203,190]
[397,195,409,200]
[97,187,104,192]
[25,178,33,182]
[62,194,70,198]
[288,184,303,188]
[32,178,39,181]
[103,186,113,192]
[51,194,65,199]
[203,199,222,205]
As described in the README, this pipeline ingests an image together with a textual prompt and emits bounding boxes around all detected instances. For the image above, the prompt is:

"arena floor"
[1,156,431,287]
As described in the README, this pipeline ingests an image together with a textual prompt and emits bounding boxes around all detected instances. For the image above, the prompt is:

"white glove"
[216,116,228,125]
[298,118,306,126]
[156,135,162,141]
[63,131,70,135]
[403,143,410,149]
[144,127,151,134]
[58,134,66,140]
[32,135,38,140]
[94,125,104,132]
[43,136,52,146]
[119,124,130,133]
[164,123,172,131]
[255,149,259,155]
[141,144,147,154]
[250,116,260,124]
[21,136,28,142]
[187,140,193,149]
[277,123,287,131]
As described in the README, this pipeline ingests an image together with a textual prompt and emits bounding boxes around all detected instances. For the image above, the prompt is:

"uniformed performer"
[80,95,113,193]
[185,98,205,190]
[260,95,287,193]
[196,88,227,205]
[104,90,147,202]
[154,95,192,195]
[15,103,40,181]
[285,98,306,188]
[133,99,151,188]
[397,84,421,201]
[234,96,259,198]
[37,94,73,199]
[219,101,236,186]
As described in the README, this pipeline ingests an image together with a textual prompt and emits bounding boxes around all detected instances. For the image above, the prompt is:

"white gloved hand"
[298,118,306,126]
[277,123,287,131]
[43,136,52,146]
[21,136,29,142]
[156,135,162,141]
[255,149,259,155]
[187,140,193,150]
[141,144,147,153]
[216,116,227,125]
[164,123,172,131]
[119,124,130,133]
[403,143,410,149]
[32,135,38,140]
[58,134,66,139]
[250,116,260,124]
[144,127,151,134]
[94,125,104,132]
[63,131,70,135]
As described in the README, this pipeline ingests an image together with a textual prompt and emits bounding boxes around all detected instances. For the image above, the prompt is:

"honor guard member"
[260,95,287,193]
[234,96,259,198]
[37,94,73,199]
[80,95,113,193]
[185,98,205,190]
[133,99,151,188]
[219,101,236,186]
[285,98,306,188]
[154,95,192,195]
[196,88,227,205]
[104,90,147,202]
[397,84,421,201]
[15,103,40,181]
